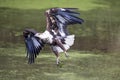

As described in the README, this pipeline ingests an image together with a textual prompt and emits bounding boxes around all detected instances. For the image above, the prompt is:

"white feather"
[51,35,75,53]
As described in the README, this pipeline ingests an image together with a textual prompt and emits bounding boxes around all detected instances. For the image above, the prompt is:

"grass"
[0,0,108,10]
[0,0,120,39]
[0,0,120,79]
[0,47,120,80]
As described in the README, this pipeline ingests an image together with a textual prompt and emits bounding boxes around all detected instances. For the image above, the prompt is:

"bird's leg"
[64,51,69,58]
[52,50,60,64]
[54,38,69,58]
[56,56,60,65]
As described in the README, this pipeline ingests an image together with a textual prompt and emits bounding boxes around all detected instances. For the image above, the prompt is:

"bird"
[23,8,84,65]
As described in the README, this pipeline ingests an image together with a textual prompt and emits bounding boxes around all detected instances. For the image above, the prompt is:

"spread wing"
[23,29,45,64]
[50,8,84,36]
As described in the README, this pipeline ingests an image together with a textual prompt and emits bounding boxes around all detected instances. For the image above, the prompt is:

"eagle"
[23,8,84,64]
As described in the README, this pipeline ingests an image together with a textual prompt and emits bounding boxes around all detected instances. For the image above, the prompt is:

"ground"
[0,0,120,80]
[0,47,120,80]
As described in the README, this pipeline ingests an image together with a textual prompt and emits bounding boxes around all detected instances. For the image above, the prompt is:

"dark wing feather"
[63,8,79,10]
[23,29,44,64]
[56,8,84,25]
[50,8,84,36]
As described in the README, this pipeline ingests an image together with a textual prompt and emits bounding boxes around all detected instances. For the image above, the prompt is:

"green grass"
[0,47,120,80]
[0,0,119,38]
[0,0,120,79]
[0,0,120,39]
[0,0,108,10]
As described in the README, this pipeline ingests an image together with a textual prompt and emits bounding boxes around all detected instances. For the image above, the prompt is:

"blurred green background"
[0,0,119,51]
[0,0,120,80]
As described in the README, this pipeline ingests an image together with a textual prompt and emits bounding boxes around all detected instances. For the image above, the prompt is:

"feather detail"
[23,29,44,64]
[50,8,84,36]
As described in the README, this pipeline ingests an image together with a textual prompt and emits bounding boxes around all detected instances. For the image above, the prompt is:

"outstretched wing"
[50,8,84,36]
[23,29,44,64]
